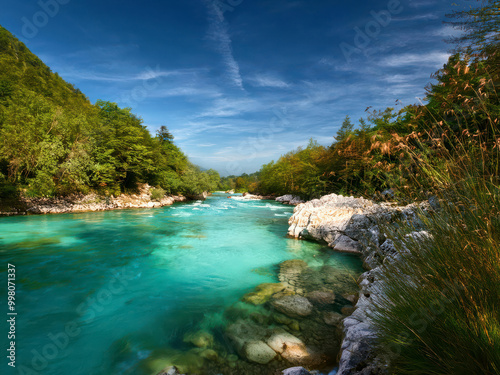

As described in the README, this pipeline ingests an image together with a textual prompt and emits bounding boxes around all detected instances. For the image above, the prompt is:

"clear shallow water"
[0,193,363,375]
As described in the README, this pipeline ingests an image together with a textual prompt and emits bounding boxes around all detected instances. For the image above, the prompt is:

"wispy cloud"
[53,66,192,83]
[205,0,244,89]
[248,74,290,88]
[197,143,217,147]
[149,86,222,98]
[393,13,439,22]
[198,97,260,117]
[379,51,450,68]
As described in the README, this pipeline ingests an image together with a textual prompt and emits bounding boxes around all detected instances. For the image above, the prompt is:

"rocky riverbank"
[0,184,190,216]
[286,193,430,375]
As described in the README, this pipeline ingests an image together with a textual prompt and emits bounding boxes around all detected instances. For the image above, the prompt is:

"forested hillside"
[0,26,219,206]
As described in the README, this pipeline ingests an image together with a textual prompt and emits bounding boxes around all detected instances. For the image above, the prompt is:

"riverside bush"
[150,187,166,201]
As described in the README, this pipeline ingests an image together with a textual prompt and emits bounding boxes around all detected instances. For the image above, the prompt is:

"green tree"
[335,115,354,143]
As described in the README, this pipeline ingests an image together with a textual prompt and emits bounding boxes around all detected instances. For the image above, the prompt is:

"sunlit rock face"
[287,194,381,253]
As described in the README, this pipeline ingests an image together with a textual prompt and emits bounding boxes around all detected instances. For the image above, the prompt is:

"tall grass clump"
[371,89,500,374]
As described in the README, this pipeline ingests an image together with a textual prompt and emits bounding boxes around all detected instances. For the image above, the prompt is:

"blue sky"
[1,0,462,175]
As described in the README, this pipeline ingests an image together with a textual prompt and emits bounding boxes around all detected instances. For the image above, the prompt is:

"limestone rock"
[276,195,305,205]
[282,367,312,375]
[225,319,267,352]
[279,259,309,291]
[266,330,304,354]
[323,312,343,326]
[306,290,336,306]
[12,183,185,216]
[332,235,362,254]
[271,295,313,318]
[242,340,276,364]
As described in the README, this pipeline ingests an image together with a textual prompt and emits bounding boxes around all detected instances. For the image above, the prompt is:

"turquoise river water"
[0,193,363,375]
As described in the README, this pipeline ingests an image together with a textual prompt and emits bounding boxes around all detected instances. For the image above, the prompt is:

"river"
[0,193,363,375]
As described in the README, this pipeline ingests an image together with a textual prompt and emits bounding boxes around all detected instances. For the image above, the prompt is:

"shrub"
[150,187,166,201]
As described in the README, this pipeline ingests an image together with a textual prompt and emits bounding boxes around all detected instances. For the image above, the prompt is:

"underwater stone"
[243,283,286,305]
[282,367,312,375]
[266,330,305,354]
[198,348,218,361]
[242,340,277,364]
[271,295,313,318]
[157,366,183,375]
[182,330,213,348]
[306,290,336,306]
[289,320,301,331]
[323,312,344,326]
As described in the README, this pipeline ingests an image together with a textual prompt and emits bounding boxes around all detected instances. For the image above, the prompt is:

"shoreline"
[0,184,190,217]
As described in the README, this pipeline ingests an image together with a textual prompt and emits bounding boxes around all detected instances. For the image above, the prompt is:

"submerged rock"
[271,295,313,318]
[225,319,268,353]
[279,259,309,291]
[157,365,183,375]
[306,290,336,306]
[266,330,305,354]
[197,348,218,361]
[142,348,205,375]
[282,367,312,375]
[242,340,277,364]
[323,312,343,326]
[182,330,213,348]
[243,283,286,305]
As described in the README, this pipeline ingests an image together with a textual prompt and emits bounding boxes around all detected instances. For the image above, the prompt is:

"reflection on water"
[0,193,363,375]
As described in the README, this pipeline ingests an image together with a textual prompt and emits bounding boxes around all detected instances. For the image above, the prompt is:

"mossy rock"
[242,283,286,305]
[183,330,214,348]
[139,348,206,375]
